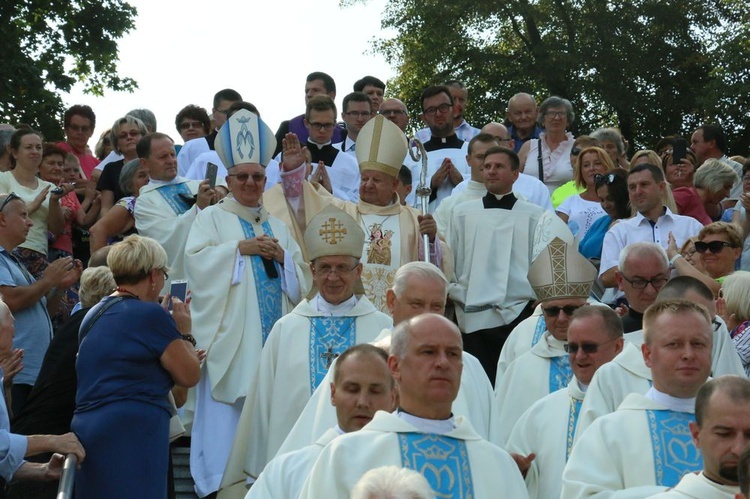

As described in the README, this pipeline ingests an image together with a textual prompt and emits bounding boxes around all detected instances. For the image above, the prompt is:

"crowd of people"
[0,69,749,499]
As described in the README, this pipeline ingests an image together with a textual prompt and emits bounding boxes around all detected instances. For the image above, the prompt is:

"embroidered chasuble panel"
[531,316,546,346]
[646,410,702,487]
[238,218,282,345]
[566,398,583,460]
[549,356,573,393]
[398,433,474,498]
[360,213,401,312]
[156,183,192,215]
[308,317,356,394]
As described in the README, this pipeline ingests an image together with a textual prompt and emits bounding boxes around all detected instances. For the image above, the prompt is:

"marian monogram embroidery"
[646,410,702,487]
[398,433,474,498]
[235,115,255,160]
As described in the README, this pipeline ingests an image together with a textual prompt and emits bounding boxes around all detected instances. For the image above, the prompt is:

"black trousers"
[461,301,535,386]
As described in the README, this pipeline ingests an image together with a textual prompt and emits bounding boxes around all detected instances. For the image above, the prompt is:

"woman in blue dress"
[72,235,200,498]
[579,169,630,260]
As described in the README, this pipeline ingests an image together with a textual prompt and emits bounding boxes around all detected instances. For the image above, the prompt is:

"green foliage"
[0,0,138,140]
[353,0,750,153]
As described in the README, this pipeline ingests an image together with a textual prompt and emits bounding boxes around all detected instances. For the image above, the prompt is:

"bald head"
[506,93,538,136]
[481,122,509,139]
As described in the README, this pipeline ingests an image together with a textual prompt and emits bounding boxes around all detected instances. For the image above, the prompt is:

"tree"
[0,0,138,140]
[349,0,750,154]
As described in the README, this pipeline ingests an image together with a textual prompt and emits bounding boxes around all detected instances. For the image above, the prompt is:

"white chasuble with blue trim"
[566,397,583,460]
[646,410,702,487]
[398,433,474,498]
[238,217,282,345]
[156,182,192,215]
[308,317,356,394]
[531,315,546,346]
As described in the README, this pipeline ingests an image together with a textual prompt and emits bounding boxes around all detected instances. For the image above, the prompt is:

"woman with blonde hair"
[718,271,750,376]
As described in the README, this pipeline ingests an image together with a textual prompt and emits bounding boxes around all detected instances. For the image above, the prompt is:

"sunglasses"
[594,173,617,187]
[541,305,581,317]
[0,192,21,213]
[694,241,736,254]
[564,336,620,354]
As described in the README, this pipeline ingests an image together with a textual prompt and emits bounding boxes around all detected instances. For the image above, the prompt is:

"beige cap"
[528,237,597,302]
[305,205,365,261]
[355,114,408,177]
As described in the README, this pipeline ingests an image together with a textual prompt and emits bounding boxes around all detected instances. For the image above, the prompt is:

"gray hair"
[591,128,625,155]
[721,271,750,322]
[391,262,448,298]
[618,242,669,273]
[126,108,157,133]
[119,158,145,196]
[351,466,435,499]
[79,267,116,308]
[537,96,575,126]
[694,159,739,194]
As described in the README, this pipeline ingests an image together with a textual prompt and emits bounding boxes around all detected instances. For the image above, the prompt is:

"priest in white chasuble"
[273,114,453,314]
[447,146,573,381]
[242,344,397,499]
[561,299,712,498]
[184,108,312,498]
[298,314,528,499]
[220,205,391,494]
[506,306,624,499]
[491,237,598,446]
[273,262,494,460]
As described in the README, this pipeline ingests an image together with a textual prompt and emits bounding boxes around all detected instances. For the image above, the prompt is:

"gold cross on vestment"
[320,217,347,244]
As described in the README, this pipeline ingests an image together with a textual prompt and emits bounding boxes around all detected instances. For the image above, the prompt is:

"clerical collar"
[482,191,517,210]
[334,425,346,435]
[149,176,185,186]
[423,133,463,152]
[645,387,696,412]
[307,138,332,149]
[396,408,455,435]
[315,293,357,317]
[577,380,589,393]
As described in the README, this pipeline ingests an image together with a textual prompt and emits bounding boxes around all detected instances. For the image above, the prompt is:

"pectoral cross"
[320,217,347,244]
[321,346,338,369]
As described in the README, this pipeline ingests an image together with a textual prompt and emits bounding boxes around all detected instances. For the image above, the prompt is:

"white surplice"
[561,392,702,499]
[506,377,587,499]
[243,428,339,499]
[274,328,494,457]
[405,143,470,212]
[647,472,738,498]
[491,331,571,446]
[297,411,528,499]
[222,295,391,491]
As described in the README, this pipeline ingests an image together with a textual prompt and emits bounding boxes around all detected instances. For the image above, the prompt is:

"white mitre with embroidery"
[528,237,597,303]
[304,205,365,260]
[215,108,276,168]
[355,114,408,177]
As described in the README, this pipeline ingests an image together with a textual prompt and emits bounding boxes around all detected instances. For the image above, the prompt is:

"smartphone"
[672,138,688,164]
[206,162,218,189]
[51,187,65,195]
[169,280,188,310]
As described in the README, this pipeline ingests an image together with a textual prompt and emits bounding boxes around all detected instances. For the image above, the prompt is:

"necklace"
[115,287,140,300]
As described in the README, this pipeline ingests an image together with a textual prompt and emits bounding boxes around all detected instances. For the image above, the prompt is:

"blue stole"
[645,410,702,487]
[238,218,282,346]
[308,317,356,394]
[398,433,474,498]
[531,316,546,347]
[156,182,192,215]
[565,397,583,460]
[549,356,573,393]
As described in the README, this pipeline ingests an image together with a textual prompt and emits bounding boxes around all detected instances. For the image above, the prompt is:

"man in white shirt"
[298,313,528,498]
[649,375,750,498]
[600,163,703,288]
[243,343,397,499]
[562,299,712,497]
[334,92,374,156]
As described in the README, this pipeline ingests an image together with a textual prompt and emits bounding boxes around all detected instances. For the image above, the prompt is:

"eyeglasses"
[379,109,407,117]
[742,175,750,183]
[67,124,92,133]
[620,274,669,289]
[594,173,617,187]
[544,111,566,119]
[178,121,204,131]
[423,103,452,116]
[571,147,581,156]
[564,336,620,354]
[160,269,169,280]
[344,111,372,119]
[0,192,21,213]
[117,130,142,140]
[228,172,266,183]
[694,240,737,254]
[541,305,582,317]
[314,262,359,277]
[308,122,336,131]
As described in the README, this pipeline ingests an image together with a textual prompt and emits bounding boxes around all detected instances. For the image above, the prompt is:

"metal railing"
[56,454,77,499]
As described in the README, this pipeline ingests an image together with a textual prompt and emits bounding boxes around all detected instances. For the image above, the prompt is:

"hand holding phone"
[206,163,218,189]
[169,280,188,311]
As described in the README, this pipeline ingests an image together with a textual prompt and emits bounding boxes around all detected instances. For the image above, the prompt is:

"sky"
[63,0,396,145]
